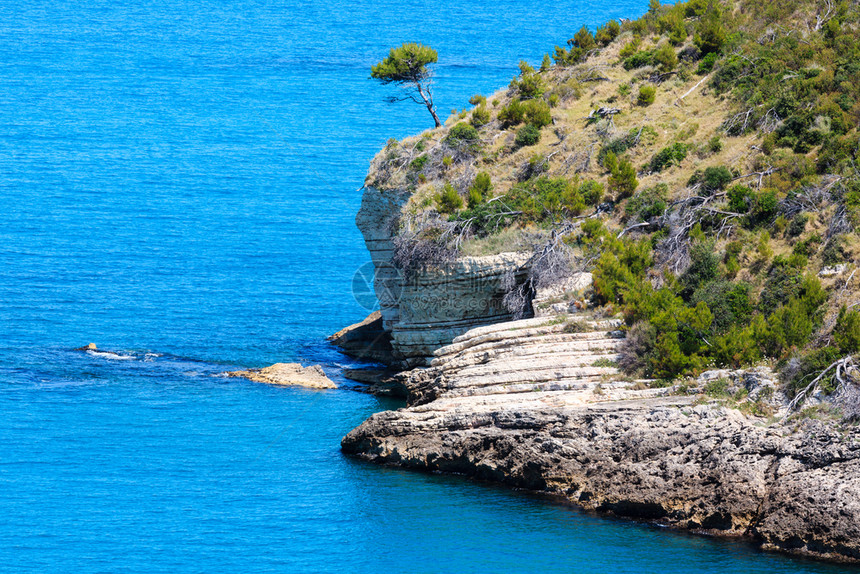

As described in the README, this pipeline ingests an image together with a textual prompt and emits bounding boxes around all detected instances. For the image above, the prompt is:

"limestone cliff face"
[355,185,529,365]
[343,316,860,564]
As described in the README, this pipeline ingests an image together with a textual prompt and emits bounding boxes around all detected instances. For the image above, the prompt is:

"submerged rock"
[228,363,336,389]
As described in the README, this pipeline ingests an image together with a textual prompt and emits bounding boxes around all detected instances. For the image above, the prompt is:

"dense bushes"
[509,61,544,99]
[648,142,687,172]
[504,176,602,221]
[498,98,551,129]
[468,172,493,207]
[592,226,831,379]
[445,123,480,149]
[435,183,463,214]
[515,124,541,147]
[470,105,490,127]
[606,153,639,199]
[625,184,667,222]
[456,175,604,235]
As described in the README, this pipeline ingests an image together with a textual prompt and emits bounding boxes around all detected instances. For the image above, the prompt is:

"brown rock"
[328,311,395,365]
[228,363,336,389]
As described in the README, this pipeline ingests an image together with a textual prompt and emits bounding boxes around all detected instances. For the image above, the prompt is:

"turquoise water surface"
[0,1,853,572]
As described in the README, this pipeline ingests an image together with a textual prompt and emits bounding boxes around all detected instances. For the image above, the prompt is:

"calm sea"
[0,0,851,572]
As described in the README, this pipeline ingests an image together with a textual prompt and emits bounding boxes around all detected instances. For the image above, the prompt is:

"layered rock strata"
[342,316,860,564]
[355,185,530,365]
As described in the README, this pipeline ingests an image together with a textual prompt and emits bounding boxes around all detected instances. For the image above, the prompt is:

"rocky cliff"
[354,184,530,366]
[343,315,860,564]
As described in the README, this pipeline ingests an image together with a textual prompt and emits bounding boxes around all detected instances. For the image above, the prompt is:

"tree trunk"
[417,84,442,128]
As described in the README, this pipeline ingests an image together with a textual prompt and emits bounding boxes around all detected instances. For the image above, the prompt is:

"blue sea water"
[0,1,854,572]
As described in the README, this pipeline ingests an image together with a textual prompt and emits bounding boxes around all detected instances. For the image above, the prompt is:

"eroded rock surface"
[329,311,395,365]
[355,185,530,365]
[342,316,860,564]
[228,363,336,389]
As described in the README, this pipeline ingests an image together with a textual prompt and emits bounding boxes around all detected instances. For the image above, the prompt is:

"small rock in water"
[227,363,337,389]
[75,343,98,351]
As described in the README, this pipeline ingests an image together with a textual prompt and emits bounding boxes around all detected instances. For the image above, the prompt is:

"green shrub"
[691,280,753,334]
[694,7,726,56]
[679,241,719,300]
[608,156,639,199]
[792,234,821,258]
[712,324,761,368]
[445,122,480,148]
[834,306,860,354]
[624,50,654,70]
[571,26,596,52]
[579,180,605,206]
[749,189,778,227]
[625,184,667,222]
[523,99,552,127]
[701,166,733,193]
[727,185,753,213]
[504,176,587,221]
[510,61,544,99]
[515,124,541,147]
[821,235,847,266]
[654,43,678,73]
[595,20,621,46]
[468,94,487,106]
[648,143,688,172]
[707,136,723,153]
[540,53,552,71]
[619,36,641,58]
[697,52,719,74]
[435,183,463,214]
[638,85,656,106]
[467,172,493,207]
[787,213,808,237]
[498,99,525,128]
[410,155,428,170]
[470,105,491,127]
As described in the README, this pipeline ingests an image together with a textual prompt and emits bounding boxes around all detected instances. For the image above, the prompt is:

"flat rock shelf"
[343,316,860,564]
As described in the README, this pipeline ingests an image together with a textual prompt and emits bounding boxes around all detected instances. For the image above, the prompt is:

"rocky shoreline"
[340,315,860,564]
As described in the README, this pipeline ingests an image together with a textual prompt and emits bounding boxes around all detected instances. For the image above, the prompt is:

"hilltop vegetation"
[365,0,860,404]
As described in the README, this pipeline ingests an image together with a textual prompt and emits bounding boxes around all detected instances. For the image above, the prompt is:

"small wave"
[86,350,136,361]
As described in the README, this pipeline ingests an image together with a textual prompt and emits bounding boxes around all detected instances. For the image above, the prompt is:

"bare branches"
[648,71,678,84]
[723,106,757,135]
[786,355,857,416]
[567,64,610,83]
[676,74,710,105]
[813,0,835,31]
[656,191,739,274]
[617,222,651,238]
[779,176,841,217]
[587,107,621,119]
[732,165,781,188]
